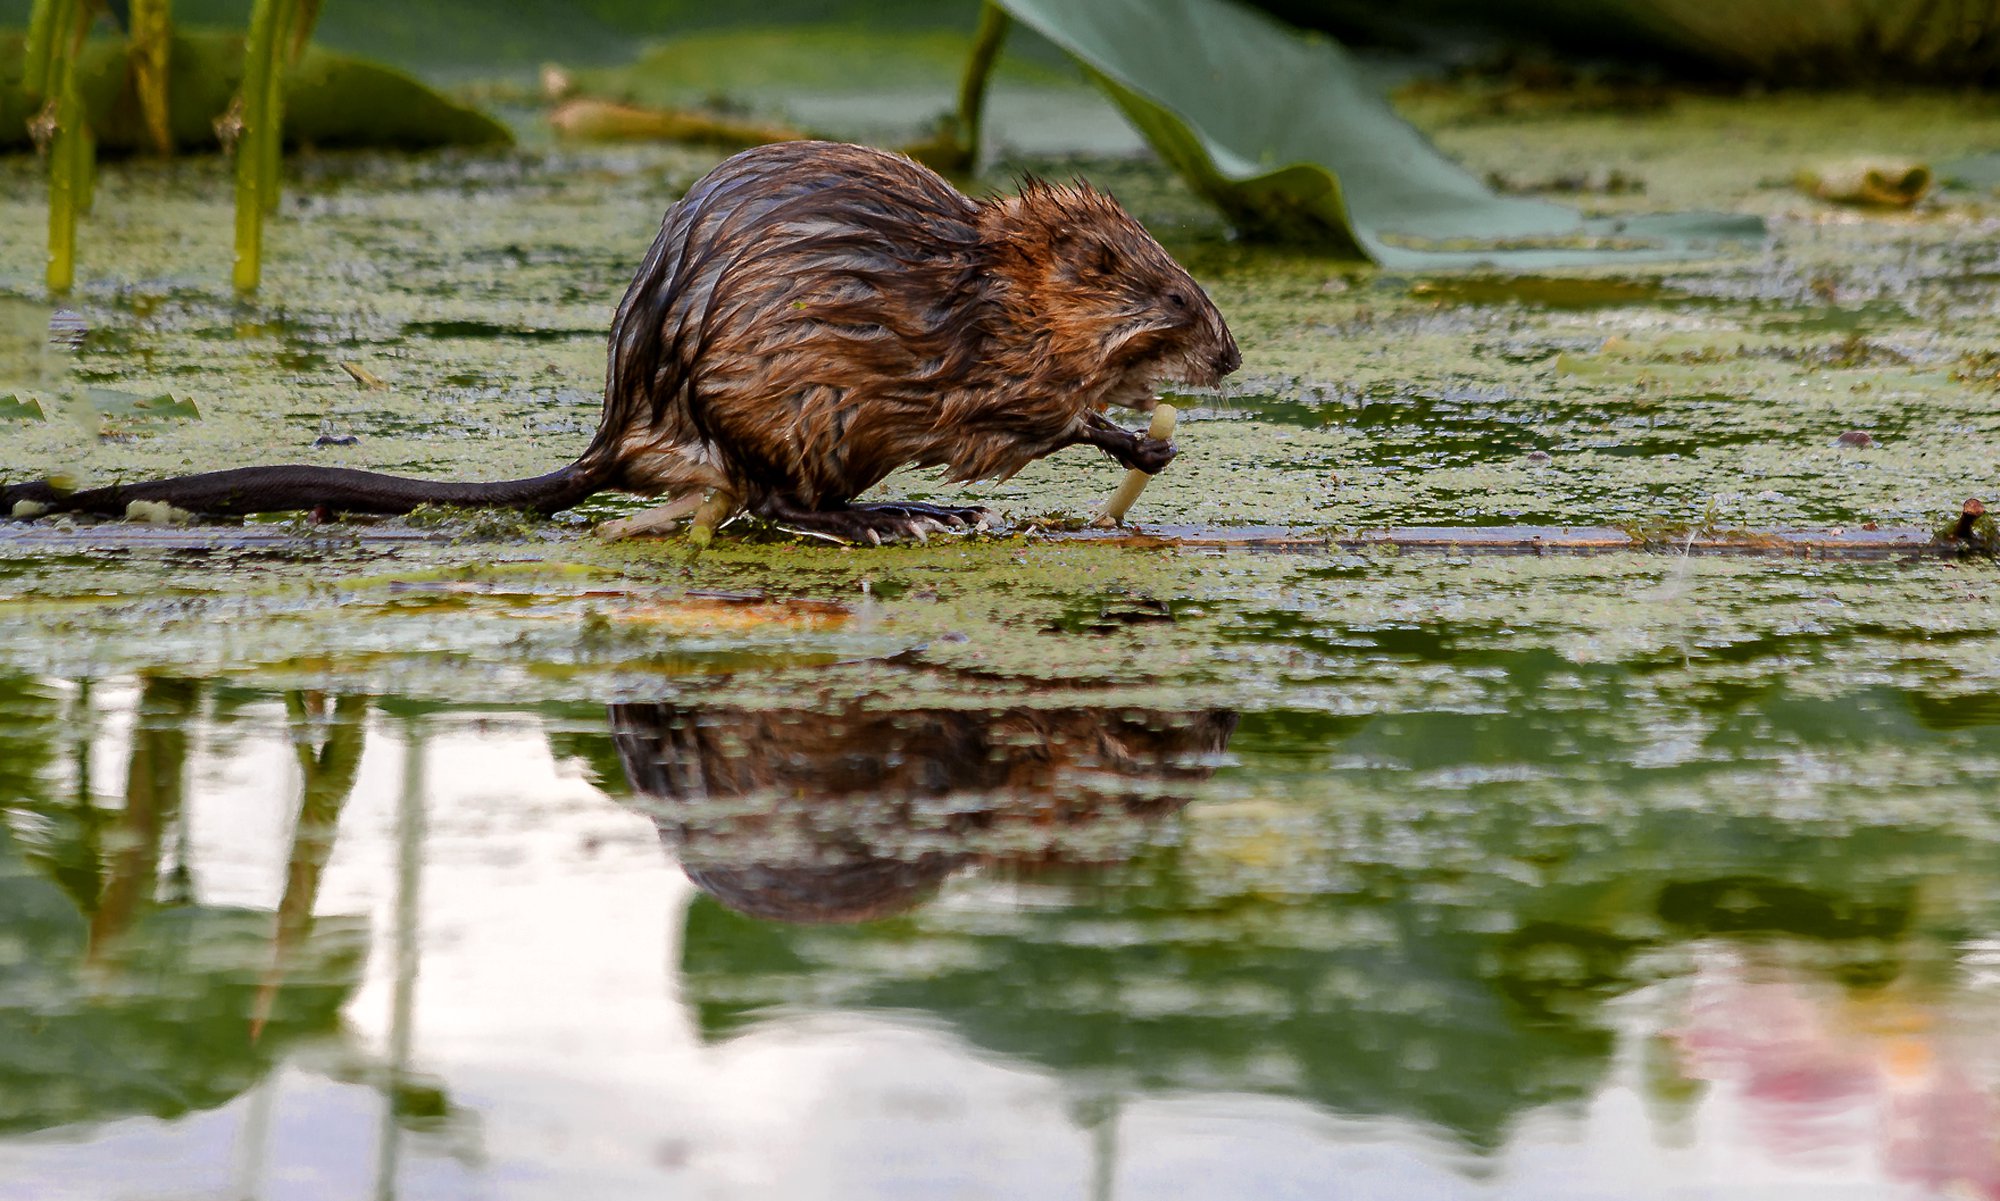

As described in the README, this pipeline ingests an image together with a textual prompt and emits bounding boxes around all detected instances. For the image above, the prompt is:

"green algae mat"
[2,83,2000,1198]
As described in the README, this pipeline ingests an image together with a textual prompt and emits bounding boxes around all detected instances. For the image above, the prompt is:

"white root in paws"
[1090,403,1177,528]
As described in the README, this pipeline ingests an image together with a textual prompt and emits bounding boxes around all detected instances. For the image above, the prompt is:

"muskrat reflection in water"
[609,702,1238,923]
[5,141,1240,542]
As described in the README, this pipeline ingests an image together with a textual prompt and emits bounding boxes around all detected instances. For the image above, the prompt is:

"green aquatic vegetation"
[400,502,546,541]
[3,69,2000,1176]
[0,525,1994,711]
[0,394,45,421]
[1937,500,2000,557]
[83,385,199,423]
[233,0,289,292]
[3,506,1999,1183]
[24,0,96,295]
[2,122,1994,536]
[1617,0,2000,85]
[901,1,1010,174]
[992,0,1762,263]
[6,23,510,296]
[554,20,1103,159]
[0,673,367,1133]
[0,30,513,154]
[0,87,1997,695]
[126,0,173,156]
[567,23,1070,112]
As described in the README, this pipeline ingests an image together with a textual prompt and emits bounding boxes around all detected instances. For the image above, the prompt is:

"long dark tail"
[4,457,616,520]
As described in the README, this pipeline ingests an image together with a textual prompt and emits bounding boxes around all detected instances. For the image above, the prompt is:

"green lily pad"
[572,25,1069,107]
[85,387,200,421]
[994,0,1765,266]
[0,29,511,153]
[1939,152,2000,193]
[0,394,44,422]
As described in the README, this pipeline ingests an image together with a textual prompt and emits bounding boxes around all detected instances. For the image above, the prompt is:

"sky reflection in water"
[2,673,1997,1200]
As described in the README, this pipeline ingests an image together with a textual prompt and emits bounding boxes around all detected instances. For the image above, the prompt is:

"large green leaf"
[0,29,512,154]
[994,0,1765,267]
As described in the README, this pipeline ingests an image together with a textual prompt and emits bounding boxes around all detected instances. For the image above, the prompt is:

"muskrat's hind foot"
[853,500,996,529]
[755,494,981,545]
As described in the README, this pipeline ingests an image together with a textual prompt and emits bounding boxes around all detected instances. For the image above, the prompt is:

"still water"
[3,638,1998,1200]
[6,83,2000,1198]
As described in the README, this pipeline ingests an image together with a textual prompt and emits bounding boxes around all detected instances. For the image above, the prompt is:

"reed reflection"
[0,676,367,1136]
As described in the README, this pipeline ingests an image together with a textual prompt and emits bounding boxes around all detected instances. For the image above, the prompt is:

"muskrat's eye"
[1167,292,1188,309]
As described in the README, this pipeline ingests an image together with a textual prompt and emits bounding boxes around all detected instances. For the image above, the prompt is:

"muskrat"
[4,140,1241,542]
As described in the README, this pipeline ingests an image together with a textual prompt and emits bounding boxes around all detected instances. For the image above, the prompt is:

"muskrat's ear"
[1051,228,1119,277]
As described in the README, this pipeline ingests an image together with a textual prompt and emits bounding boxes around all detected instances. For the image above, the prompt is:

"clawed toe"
[1129,437,1177,475]
[756,495,995,545]
[849,502,992,543]
[861,501,992,530]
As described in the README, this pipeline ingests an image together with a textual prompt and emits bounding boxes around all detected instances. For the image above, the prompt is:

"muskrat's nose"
[1214,343,1242,378]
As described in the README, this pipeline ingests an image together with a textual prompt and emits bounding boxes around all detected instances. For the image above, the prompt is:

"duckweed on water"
[6,66,2000,1199]
[4,89,2000,536]
[0,83,1996,699]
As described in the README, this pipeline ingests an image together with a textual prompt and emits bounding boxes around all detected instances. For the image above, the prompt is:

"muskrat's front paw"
[1129,437,1177,475]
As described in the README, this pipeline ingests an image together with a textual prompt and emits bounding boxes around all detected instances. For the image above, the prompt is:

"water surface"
[4,74,2000,1201]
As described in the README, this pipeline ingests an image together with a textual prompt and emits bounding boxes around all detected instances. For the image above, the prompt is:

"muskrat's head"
[984,179,1241,408]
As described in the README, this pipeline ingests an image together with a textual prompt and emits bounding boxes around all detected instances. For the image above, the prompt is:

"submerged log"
[0,520,1962,557]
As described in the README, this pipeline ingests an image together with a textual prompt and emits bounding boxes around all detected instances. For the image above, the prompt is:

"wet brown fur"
[3,141,1239,536]
[589,140,1239,539]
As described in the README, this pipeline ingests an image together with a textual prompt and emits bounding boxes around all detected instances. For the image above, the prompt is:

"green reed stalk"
[268,1,319,211]
[258,2,289,215]
[288,0,321,63]
[903,2,1009,175]
[236,0,324,290]
[233,0,283,292]
[128,0,174,156]
[954,3,1010,166]
[39,0,94,294]
[25,0,61,101]
[77,120,96,216]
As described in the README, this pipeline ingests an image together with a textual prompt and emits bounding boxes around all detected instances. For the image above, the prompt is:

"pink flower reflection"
[1668,946,2000,1199]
